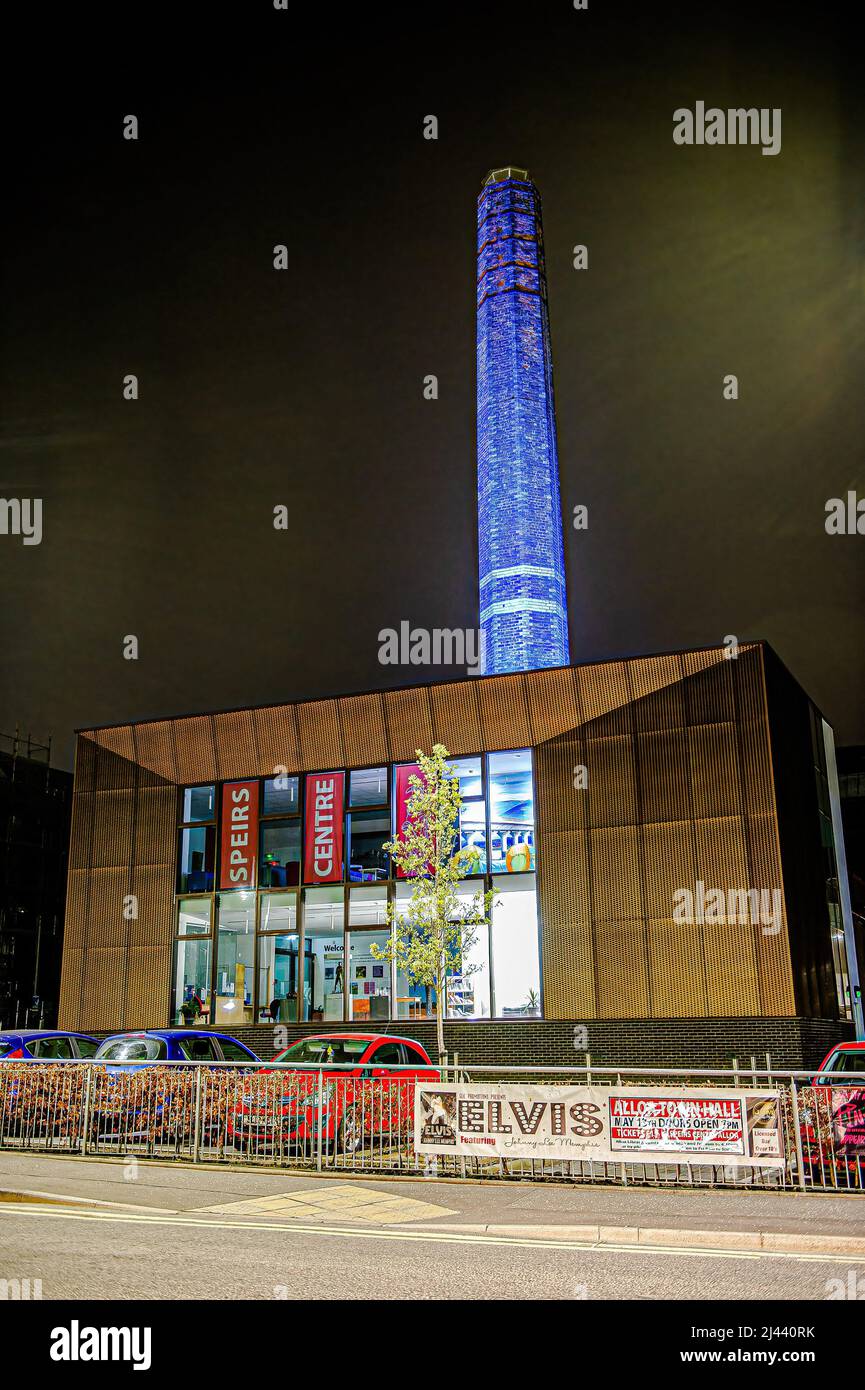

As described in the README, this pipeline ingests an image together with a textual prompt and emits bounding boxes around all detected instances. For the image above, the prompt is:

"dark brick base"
[217,1016,855,1070]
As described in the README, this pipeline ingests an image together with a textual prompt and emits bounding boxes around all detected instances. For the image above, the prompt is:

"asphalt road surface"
[1,1153,862,1300]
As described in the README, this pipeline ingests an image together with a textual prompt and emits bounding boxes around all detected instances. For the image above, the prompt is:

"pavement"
[1,1151,864,1299]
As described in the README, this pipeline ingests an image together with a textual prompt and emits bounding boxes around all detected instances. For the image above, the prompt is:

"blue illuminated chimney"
[477,167,570,674]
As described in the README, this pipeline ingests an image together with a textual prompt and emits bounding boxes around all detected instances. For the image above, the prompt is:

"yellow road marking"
[2,1202,864,1264]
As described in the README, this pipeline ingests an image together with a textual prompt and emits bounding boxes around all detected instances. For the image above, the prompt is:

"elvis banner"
[415,1084,783,1167]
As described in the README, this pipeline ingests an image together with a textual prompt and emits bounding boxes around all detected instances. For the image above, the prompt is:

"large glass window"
[349,767,388,808]
[453,755,486,873]
[491,874,540,1015]
[215,892,256,1027]
[258,933,300,1023]
[488,749,535,874]
[260,820,301,887]
[172,938,212,1026]
[347,809,389,882]
[348,929,391,1021]
[258,892,299,1023]
[302,886,345,1023]
[263,776,299,816]
[182,785,216,823]
[447,885,491,1019]
[178,825,215,893]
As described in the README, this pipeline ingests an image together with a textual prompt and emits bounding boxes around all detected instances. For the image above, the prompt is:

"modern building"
[57,642,860,1066]
[0,732,73,1028]
[477,167,570,676]
[837,745,865,1013]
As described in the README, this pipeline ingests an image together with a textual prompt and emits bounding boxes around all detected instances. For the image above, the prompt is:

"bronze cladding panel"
[253,705,300,777]
[338,693,389,769]
[382,687,434,763]
[296,699,344,771]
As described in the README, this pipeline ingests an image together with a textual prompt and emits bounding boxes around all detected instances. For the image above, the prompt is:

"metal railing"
[0,1059,862,1192]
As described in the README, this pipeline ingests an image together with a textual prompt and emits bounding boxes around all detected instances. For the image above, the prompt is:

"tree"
[371,744,494,1064]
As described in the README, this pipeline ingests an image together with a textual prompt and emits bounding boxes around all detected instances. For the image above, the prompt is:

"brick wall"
[206,1016,854,1070]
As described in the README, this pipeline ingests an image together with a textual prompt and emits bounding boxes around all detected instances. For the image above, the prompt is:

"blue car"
[0,1029,99,1060]
[94,1029,260,1066]
[89,1031,260,1146]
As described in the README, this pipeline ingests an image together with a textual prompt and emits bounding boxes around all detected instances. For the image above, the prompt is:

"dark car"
[227,1032,438,1153]
[94,1029,259,1065]
[0,1029,99,1060]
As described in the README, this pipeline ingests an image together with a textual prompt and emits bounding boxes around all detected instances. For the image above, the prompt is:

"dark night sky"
[2,2,863,769]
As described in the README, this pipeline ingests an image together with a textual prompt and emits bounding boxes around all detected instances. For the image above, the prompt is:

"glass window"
[450,755,483,800]
[182,785,216,823]
[263,776,299,817]
[32,1036,75,1059]
[172,938,212,1025]
[178,1036,218,1062]
[95,1036,167,1062]
[393,882,434,1021]
[219,1039,257,1062]
[258,932,300,1023]
[348,929,391,1021]
[74,1038,99,1058]
[347,810,389,882]
[491,874,540,1016]
[178,825,215,893]
[349,885,388,927]
[488,749,535,874]
[260,820,301,888]
[302,887,345,1023]
[349,767,388,807]
[372,1042,403,1065]
[459,798,487,874]
[259,892,297,934]
[274,1036,370,1065]
[214,892,255,1027]
[446,884,490,1019]
[177,898,212,936]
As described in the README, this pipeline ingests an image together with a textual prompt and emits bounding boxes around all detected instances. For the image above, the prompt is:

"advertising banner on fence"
[414,1084,784,1167]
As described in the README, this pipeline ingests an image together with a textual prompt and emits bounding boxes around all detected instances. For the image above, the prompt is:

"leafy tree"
[371,744,494,1063]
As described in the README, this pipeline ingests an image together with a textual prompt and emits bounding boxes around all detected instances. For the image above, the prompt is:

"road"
[1,1152,863,1300]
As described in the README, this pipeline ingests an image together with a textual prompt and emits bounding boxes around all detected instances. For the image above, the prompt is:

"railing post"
[790,1078,807,1192]
[315,1067,323,1173]
[80,1064,94,1156]
[192,1066,203,1163]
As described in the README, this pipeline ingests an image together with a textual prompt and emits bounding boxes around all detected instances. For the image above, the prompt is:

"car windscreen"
[274,1038,370,1064]
[95,1037,167,1062]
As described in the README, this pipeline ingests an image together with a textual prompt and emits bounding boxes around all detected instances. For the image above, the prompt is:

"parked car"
[93,1029,259,1066]
[0,1029,99,1060]
[799,1042,865,1184]
[227,1032,438,1153]
[89,1030,261,1144]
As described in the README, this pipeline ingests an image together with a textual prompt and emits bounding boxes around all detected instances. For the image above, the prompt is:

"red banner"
[395,762,421,878]
[219,781,259,889]
[303,772,345,884]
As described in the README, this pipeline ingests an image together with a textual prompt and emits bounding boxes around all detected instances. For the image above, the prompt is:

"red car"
[799,1042,865,1184]
[226,1033,438,1153]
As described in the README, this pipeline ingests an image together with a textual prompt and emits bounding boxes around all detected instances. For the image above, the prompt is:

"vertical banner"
[303,772,345,884]
[219,781,260,889]
[395,762,421,879]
